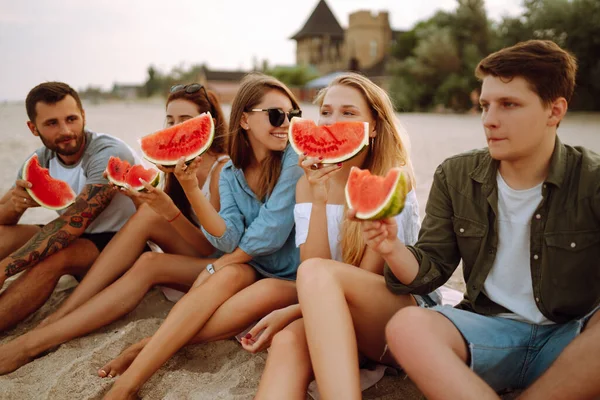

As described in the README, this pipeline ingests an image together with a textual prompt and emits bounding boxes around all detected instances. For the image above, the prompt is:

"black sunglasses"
[249,108,302,127]
[170,83,214,114]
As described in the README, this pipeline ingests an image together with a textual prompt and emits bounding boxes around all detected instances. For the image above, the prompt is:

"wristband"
[206,263,216,275]
[167,210,182,223]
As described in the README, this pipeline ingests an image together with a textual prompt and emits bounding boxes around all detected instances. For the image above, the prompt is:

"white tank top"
[190,155,229,225]
[200,155,230,197]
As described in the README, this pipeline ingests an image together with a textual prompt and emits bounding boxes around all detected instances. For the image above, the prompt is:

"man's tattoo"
[69,216,84,228]
[4,184,116,277]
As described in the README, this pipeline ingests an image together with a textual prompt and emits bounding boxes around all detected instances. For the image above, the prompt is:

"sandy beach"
[1,100,599,399]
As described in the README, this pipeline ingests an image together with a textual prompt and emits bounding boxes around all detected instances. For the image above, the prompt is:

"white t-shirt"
[294,190,420,261]
[483,173,551,325]
[18,130,137,234]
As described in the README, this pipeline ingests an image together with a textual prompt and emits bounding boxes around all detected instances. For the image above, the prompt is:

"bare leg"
[255,319,312,400]
[99,278,298,378]
[296,258,417,400]
[0,252,212,375]
[0,225,40,261]
[0,239,98,332]
[103,264,258,398]
[386,307,496,400]
[519,310,600,400]
[41,204,204,326]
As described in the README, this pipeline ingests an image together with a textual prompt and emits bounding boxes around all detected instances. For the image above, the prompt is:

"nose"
[59,121,72,135]
[482,105,499,130]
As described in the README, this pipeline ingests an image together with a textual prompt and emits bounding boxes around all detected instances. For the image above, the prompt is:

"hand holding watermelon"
[299,155,342,204]
[173,156,202,193]
[122,180,179,222]
[10,179,40,213]
[348,209,399,257]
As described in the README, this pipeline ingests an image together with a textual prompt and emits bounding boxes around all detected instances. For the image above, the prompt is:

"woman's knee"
[212,264,255,291]
[296,258,338,290]
[126,251,164,282]
[270,328,308,357]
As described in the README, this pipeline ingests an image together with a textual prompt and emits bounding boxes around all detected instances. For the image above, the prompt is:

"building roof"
[202,67,248,82]
[291,0,344,41]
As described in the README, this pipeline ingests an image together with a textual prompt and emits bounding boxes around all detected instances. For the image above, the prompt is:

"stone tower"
[345,10,393,71]
[291,0,345,74]
[291,0,395,75]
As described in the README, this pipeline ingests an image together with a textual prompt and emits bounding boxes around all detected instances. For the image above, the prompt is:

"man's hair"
[25,82,83,122]
[475,40,578,106]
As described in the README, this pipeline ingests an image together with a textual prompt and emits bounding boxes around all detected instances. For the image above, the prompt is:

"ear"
[369,120,377,138]
[240,112,250,130]
[26,121,38,137]
[81,109,86,125]
[547,97,568,127]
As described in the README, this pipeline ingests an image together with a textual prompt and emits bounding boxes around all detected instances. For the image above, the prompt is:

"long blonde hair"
[228,73,300,200]
[314,73,415,266]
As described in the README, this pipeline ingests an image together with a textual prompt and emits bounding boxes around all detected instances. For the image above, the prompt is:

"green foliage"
[266,65,320,87]
[390,0,600,111]
[390,0,488,111]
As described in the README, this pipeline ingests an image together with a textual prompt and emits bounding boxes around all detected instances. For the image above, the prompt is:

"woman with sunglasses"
[95,73,304,399]
[0,84,232,374]
[243,73,439,399]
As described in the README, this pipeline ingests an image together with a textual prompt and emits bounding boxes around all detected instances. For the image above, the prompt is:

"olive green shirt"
[385,137,600,323]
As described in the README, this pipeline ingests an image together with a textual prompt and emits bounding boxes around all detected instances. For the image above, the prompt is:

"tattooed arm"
[0,184,117,280]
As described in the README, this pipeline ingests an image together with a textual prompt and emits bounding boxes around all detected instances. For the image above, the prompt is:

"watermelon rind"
[140,112,215,166]
[288,117,369,164]
[344,167,408,221]
[23,154,77,211]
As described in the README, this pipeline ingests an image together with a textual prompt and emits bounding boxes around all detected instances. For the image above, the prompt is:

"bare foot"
[0,337,34,375]
[103,381,140,400]
[98,338,150,378]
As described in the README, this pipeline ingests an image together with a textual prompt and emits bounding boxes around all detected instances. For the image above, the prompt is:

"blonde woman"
[241,73,439,399]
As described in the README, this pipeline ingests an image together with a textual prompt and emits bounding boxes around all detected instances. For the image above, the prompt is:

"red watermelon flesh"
[140,112,215,166]
[22,154,77,210]
[105,156,132,187]
[289,118,369,164]
[124,164,160,191]
[344,167,408,220]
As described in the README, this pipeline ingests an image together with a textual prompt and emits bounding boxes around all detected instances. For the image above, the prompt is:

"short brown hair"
[25,82,83,122]
[475,40,578,106]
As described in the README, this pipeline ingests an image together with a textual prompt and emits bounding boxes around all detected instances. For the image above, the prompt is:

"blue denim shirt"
[202,145,302,280]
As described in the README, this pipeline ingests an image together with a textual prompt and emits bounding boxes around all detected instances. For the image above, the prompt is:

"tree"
[144,65,160,97]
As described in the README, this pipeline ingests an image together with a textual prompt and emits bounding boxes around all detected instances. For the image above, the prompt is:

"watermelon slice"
[124,164,160,191]
[140,112,214,166]
[22,154,77,210]
[288,118,369,163]
[345,167,408,220]
[105,156,132,187]
[104,157,159,191]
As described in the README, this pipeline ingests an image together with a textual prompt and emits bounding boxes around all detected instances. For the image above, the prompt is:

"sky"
[0,0,523,101]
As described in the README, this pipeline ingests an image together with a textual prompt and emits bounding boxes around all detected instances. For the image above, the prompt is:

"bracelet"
[167,210,182,223]
[206,263,216,274]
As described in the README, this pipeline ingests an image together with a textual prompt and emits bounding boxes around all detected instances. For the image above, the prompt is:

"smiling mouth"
[271,133,287,139]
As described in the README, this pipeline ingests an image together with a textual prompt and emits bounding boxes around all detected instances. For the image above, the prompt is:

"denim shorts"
[432,304,600,392]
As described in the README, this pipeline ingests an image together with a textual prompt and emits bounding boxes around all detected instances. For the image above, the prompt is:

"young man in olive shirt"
[368,40,599,399]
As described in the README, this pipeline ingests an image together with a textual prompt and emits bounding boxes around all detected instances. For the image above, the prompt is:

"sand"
[1,100,598,399]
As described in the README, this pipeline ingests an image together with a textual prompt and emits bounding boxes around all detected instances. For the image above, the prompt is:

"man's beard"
[38,127,86,156]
